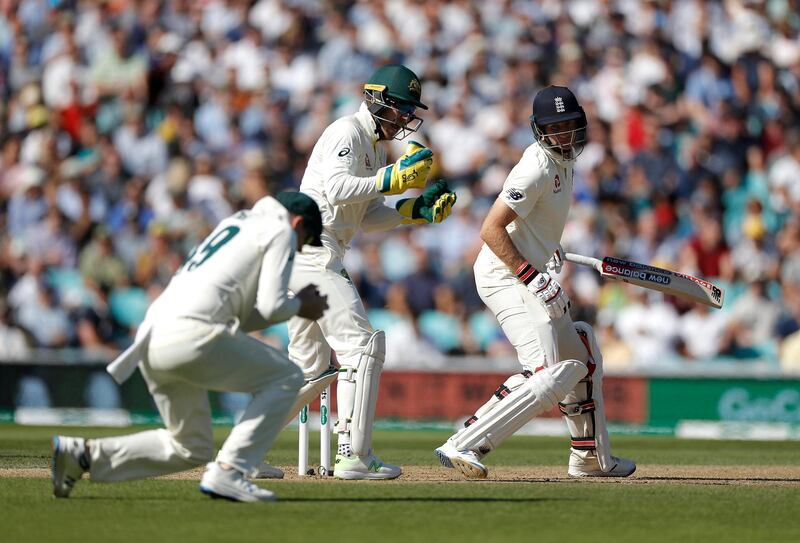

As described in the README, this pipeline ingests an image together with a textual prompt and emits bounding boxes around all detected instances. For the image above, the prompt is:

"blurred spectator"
[678,304,731,360]
[0,302,30,359]
[381,282,444,369]
[78,226,127,289]
[16,284,73,348]
[614,288,680,366]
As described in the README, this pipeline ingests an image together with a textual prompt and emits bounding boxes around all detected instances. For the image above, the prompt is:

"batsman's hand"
[296,284,328,321]
[375,141,434,195]
[546,244,565,274]
[395,179,457,224]
[528,271,570,319]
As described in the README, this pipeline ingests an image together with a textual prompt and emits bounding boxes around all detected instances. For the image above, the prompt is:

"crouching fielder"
[434,86,635,479]
[51,193,328,502]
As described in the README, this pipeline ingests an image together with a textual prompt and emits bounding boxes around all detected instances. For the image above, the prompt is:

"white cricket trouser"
[288,247,373,377]
[474,249,587,369]
[89,318,303,481]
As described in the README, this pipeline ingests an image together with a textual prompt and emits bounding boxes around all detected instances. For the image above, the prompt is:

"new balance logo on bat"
[602,262,672,285]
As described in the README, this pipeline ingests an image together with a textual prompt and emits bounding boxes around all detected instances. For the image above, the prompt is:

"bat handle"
[564,252,603,273]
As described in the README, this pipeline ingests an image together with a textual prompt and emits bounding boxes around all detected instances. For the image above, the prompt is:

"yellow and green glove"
[375,141,434,195]
[396,180,457,224]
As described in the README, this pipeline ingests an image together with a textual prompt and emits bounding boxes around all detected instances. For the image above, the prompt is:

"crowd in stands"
[1,0,800,373]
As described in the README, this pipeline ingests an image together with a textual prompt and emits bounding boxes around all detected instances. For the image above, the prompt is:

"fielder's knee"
[167,432,214,466]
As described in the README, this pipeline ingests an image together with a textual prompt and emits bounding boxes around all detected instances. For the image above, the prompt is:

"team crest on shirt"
[365,155,371,169]
[553,174,561,193]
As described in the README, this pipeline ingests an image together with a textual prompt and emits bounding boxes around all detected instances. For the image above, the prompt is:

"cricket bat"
[564,253,725,309]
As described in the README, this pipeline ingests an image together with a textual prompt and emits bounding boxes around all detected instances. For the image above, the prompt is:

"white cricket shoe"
[51,435,90,498]
[567,450,636,478]
[434,441,488,480]
[199,463,276,502]
[253,462,284,479]
[333,451,401,480]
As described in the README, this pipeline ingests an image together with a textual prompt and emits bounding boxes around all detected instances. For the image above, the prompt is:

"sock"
[337,434,353,457]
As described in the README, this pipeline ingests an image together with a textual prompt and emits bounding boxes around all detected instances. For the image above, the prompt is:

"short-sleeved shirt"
[488,143,574,271]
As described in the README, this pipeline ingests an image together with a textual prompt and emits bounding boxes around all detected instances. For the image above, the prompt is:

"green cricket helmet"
[364,64,427,140]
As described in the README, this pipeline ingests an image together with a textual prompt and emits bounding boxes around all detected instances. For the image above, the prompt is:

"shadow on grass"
[489,476,800,485]
[62,496,571,503]
[280,497,570,503]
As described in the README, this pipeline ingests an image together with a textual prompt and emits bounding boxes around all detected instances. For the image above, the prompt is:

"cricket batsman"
[434,86,636,479]
[52,192,329,502]
[261,64,456,480]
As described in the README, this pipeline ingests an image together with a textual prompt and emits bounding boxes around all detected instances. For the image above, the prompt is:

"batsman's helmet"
[530,86,587,161]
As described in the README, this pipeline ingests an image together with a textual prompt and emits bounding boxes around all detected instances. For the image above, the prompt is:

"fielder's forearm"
[240,306,277,332]
[481,224,528,274]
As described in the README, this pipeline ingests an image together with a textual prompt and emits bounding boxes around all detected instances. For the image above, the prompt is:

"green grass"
[2,424,799,543]
[3,424,800,468]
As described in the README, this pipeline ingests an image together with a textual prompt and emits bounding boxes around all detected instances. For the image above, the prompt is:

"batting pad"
[337,330,385,456]
[451,359,587,455]
[559,322,614,472]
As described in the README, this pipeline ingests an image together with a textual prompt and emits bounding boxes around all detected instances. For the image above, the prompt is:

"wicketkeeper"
[434,86,636,479]
[258,64,456,480]
[52,192,329,502]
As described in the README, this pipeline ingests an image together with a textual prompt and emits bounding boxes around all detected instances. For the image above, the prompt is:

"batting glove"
[546,244,564,274]
[376,141,434,195]
[395,180,457,224]
[516,261,570,319]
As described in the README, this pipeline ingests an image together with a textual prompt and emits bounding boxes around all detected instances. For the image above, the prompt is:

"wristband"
[515,260,539,286]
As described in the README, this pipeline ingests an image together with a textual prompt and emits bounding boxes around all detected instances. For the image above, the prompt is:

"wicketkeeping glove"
[395,179,457,224]
[375,141,434,195]
[516,261,570,319]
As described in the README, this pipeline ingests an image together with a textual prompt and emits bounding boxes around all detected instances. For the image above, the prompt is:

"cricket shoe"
[52,435,90,498]
[199,462,276,502]
[567,450,636,478]
[434,441,488,479]
[253,461,284,479]
[333,451,401,480]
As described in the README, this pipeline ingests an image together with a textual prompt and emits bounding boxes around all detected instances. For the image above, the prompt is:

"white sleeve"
[361,196,403,232]
[498,150,547,218]
[322,128,382,205]
[255,226,301,325]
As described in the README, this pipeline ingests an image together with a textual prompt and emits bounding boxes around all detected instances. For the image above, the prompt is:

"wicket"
[298,384,333,476]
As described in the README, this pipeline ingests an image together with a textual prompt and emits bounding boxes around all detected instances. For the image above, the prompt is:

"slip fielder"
[434,86,636,479]
[52,192,328,502]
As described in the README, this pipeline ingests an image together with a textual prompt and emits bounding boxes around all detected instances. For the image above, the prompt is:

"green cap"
[364,64,427,110]
[275,191,323,247]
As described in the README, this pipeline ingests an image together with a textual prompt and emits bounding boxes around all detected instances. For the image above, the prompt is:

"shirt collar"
[356,102,380,143]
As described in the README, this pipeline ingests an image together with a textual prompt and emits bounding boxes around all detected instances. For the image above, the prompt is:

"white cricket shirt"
[146,196,300,327]
[300,102,403,261]
[484,142,574,271]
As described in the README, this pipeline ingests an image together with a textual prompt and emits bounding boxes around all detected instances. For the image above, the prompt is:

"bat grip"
[564,252,603,273]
